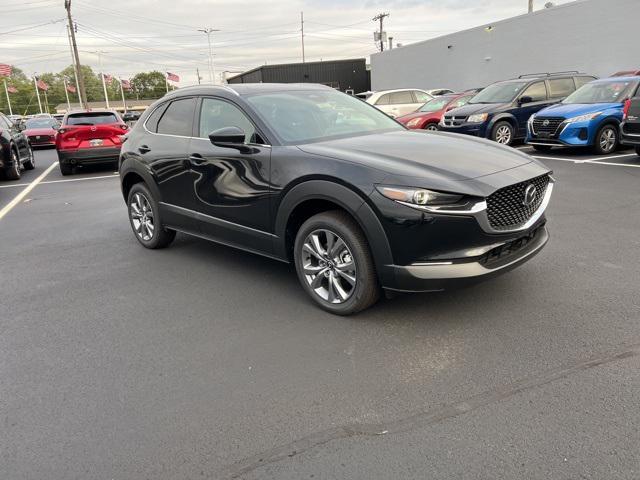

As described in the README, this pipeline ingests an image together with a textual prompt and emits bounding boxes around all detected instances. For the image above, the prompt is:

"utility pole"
[373,13,389,52]
[66,24,82,106]
[528,0,534,12]
[64,0,87,109]
[196,67,201,85]
[300,12,305,63]
[198,27,219,84]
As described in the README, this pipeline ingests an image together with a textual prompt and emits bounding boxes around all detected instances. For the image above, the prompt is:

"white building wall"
[371,0,639,92]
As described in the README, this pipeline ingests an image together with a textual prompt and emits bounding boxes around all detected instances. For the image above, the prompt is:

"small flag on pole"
[120,79,132,90]
[102,73,113,84]
[0,64,12,77]
[7,85,17,93]
[166,72,180,82]
[36,78,49,91]
[66,84,76,93]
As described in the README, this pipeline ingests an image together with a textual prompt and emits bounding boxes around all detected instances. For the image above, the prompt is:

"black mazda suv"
[119,84,554,315]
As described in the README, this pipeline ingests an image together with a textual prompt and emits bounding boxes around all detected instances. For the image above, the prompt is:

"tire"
[424,123,439,131]
[293,210,380,315]
[491,121,515,146]
[4,148,21,180]
[127,182,175,249]
[532,144,552,152]
[23,146,35,170]
[59,162,75,176]
[592,124,618,155]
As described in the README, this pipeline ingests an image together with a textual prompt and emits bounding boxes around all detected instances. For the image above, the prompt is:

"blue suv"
[527,77,640,154]
[439,72,596,146]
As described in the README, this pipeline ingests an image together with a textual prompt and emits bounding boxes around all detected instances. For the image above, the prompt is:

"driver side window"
[199,97,258,143]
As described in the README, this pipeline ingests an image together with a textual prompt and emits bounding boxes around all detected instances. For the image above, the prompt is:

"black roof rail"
[517,71,581,79]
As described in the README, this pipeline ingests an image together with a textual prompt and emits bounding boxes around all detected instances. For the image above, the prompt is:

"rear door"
[188,96,273,253]
[388,91,418,117]
[547,77,576,103]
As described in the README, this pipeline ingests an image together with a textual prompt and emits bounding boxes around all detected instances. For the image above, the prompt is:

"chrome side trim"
[401,227,548,280]
[396,200,487,215]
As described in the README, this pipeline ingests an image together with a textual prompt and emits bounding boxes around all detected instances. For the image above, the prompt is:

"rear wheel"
[491,121,515,146]
[532,144,552,152]
[424,123,438,131]
[127,183,175,249]
[294,210,379,315]
[592,124,618,155]
[4,148,21,180]
[59,162,75,176]
[23,146,35,170]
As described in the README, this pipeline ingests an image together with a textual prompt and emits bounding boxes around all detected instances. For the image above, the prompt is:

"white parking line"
[534,155,640,168]
[532,155,583,163]
[585,153,639,161]
[0,161,58,221]
[0,172,119,189]
[586,160,640,169]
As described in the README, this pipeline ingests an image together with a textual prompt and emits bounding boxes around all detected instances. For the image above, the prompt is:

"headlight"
[565,112,603,123]
[377,186,464,206]
[407,118,422,128]
[467,113,488,123]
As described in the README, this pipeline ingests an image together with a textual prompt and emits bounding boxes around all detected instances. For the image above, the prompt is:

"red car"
[22,117,59,147]
[396,92,476,130]
[56,110,128,175]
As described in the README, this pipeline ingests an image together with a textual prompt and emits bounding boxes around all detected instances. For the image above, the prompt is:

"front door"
[188,97,273,254]
[514,81,551,137]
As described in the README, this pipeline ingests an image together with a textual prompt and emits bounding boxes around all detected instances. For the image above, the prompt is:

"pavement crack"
[221,342,640,479]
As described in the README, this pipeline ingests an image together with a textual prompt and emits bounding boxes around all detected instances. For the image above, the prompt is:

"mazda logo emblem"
[523,184,537,206]
[91,126,97,132]
[542,119,550,127]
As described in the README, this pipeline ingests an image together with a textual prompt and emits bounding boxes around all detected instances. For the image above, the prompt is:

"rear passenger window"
[156,98,197,136]
[389,91,414,104]
[414,91,431,103]
[575,76,596,89]
[375,94,390,105]
[145,104,168,133]
[548,78,575,98]
[521,81,547,102]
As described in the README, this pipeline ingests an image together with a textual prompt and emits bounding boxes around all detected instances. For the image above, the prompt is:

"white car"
[366,89,433,117]
[425,88,455,96]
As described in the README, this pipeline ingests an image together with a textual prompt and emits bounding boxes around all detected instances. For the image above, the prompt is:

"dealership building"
[371,0,638,92]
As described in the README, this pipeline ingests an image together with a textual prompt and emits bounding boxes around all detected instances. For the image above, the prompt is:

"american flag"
[120,79,132,90]
[7,85,18,94]
[0,63,12,77]
[166,72,180,82]
[36,79,49,91]
[66,84,76,93]
[102,73,113,84]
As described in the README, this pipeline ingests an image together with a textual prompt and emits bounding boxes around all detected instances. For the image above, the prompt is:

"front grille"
[623,122,640,134]
[487,174,550,230]
[480,225,544,267]
[442,115,467,127]
[532,117,564,137]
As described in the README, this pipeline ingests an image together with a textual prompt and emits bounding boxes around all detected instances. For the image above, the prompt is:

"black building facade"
[227,58,370,93]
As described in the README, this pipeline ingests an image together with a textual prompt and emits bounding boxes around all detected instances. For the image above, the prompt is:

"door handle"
[138,145,151,154]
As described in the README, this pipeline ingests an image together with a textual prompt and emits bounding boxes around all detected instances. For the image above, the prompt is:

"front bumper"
[620,123,640,146]
[28,135,56,147]
[527,119,593,147]
[437,122,488,138]
[57,146,121,165]
[387,225,548,292]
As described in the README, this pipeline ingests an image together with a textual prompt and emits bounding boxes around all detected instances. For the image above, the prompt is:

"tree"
[130,71,167,99]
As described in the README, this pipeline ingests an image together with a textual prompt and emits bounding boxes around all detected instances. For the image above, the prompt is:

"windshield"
[66,112,119,126]
[25,118,57,129]
[563,80,638,104]
[246,89,403,144]
[418,96,455,112]
[469,81,528,104]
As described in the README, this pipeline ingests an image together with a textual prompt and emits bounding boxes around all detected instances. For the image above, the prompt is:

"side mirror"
[209,126,245,145]
[519,95,533,105]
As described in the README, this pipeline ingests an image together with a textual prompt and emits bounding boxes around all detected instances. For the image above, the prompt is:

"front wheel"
[592,124,618,155]
[23,146,35,170]
[127,183,176,249]
[4,149,21,180]
[294,211,379,315]
[424,123,439,131]
[491,121,515,146]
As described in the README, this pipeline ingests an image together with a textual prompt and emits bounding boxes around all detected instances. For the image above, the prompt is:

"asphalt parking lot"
[2,145,640,479]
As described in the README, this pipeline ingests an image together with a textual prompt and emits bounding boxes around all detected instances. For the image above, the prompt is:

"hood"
[396,110,443,124]
[536,102,623,119]
[297,130,538,183]
[446,102,509,116]
[24,127,56,135]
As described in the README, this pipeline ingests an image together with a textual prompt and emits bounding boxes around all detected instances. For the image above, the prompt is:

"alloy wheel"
[599,128,616,153]
[11,150,20,176]
[495,125,512,145]
[301,229,357,304]
[426,124,438,131]
[130,192,155,241]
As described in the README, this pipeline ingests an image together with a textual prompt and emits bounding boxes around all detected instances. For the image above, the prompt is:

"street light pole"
[199,27,219,84]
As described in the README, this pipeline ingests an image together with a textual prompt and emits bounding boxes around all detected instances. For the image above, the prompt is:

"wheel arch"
[274,180,395,286]
[119,158,161,202]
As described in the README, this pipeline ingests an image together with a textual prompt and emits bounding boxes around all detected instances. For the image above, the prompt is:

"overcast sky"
[3,0,573,85]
